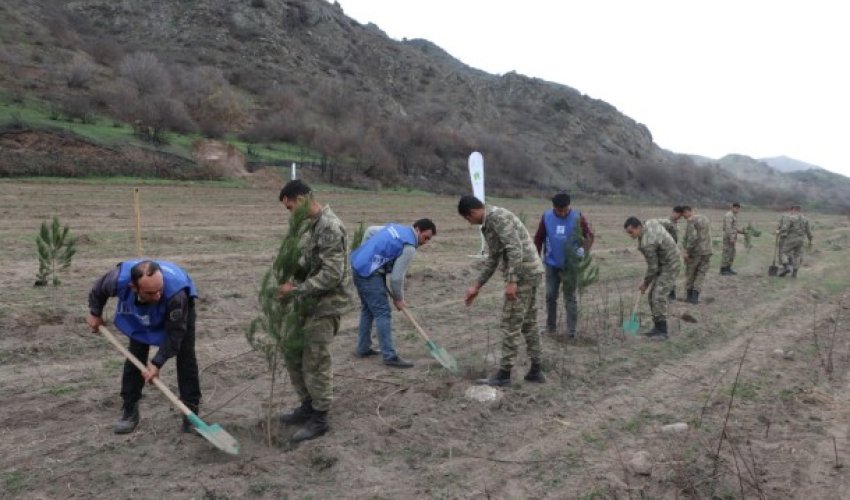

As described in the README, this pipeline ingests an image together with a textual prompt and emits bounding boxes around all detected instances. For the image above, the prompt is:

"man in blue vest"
[87,260,201,435]
[533,193,595,339]
[350,219,437,368]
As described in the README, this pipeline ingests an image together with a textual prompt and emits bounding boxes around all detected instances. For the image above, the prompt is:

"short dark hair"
[672,206,686,214]
[457,195,484,216]
[413,218,437,235]
[279,180,312,201]
[732,202,741,208]
[681,205,693,212]
[130,260,161,286]
[623,217,642,229]
[552,192,571,209]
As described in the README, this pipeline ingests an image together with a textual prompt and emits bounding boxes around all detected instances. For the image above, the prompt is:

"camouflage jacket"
[723,211,745,240]
[778,213,813,244]
[658,217,679,243]
[478,206,544,285]
[639,219,682,286]
[683,214,713,256]
[295,205,352,317]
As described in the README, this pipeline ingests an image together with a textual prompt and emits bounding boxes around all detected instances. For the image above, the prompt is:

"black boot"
[727,267,737,275]
[668,289,676,300]
[647,320,668,341]
[686,289,694,303]
[114,402,140,434]
[719,267,729,275]
[778,265,791,277]
[291,410,328,443]
[688,290,699,305]
[279,400,314,425]
[477,369,511,387]
[523,363,546,383]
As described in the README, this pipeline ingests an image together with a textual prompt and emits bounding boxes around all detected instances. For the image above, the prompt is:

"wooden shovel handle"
[399,307,433,343]
[99,325,193,417]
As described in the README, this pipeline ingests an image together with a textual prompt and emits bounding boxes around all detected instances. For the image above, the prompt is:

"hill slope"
[760,155,824,173]
[0,0,847,210]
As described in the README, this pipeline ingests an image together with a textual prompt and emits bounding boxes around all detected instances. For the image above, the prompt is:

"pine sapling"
[560,223,599,334]
[350,220,366,251]
[247,202,314,446]
[34,216,77,287]
[743,223,761,251]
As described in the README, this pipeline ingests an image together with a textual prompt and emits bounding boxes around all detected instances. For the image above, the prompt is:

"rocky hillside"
[0,0,847,210]
[760,156,824,173]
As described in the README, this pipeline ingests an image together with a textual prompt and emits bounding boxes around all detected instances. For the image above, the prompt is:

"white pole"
[468,152,487,258]
[291,162,297,180]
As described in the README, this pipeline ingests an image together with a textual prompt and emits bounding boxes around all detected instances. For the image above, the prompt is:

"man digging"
[624,217,682,341]
[87,259,201,434]
[350,219,437,368]
[776,203,814,278]
[458,195,545,386]
[681,206,712,304]
[276,180,351,442]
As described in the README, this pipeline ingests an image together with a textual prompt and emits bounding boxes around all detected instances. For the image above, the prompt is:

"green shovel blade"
[187,413,240,455]
[622,314,640,335]
[425,340,459,373]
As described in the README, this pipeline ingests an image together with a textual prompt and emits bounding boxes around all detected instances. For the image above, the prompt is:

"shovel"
[768,233,780,277]
[99,325,240,455]
[399,307,459,373]
[622,289,642,335]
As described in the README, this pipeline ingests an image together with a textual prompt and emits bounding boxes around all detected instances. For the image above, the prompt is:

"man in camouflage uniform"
[777,204,813,278]
[658,206,685,299]
[720,202,746,276]
[624,217,681,340]
[682,206,712,304]
[276,180,351,442]
[458,195,545,386]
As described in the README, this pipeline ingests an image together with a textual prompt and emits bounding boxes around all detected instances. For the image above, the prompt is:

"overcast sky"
[338,0,849,176]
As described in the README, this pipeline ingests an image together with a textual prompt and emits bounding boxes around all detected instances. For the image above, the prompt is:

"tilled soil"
[1,180,849,499]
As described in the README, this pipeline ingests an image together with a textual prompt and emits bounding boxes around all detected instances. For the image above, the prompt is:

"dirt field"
[1,179,849,499]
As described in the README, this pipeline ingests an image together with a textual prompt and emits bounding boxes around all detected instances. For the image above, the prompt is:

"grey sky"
[338,0,849,176]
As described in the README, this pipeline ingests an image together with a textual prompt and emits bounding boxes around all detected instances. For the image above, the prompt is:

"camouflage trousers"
[285,315,340,412]
[721,238,737,268]
[780,240,804,270]
[685,254,712,292]
[649,269,678,321]
[499,278,542,371]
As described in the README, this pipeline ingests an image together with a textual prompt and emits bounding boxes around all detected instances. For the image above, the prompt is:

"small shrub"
[35,216,77,287]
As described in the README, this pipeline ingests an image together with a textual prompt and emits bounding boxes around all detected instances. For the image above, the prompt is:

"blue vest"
[114,260,198,346]
[544,209,581,268]
[350,224,417,278]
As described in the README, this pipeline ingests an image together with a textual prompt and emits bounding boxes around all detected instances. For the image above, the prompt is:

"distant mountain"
[760,156,824,173]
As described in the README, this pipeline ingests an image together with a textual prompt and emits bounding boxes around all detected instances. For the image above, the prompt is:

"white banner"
[468,152,485,202]
[291,162,297,180]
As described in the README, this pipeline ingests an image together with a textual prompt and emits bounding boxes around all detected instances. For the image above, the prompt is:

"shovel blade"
[188,414,240,455]
[768,265,779,277]
[622,314,640,335]
[425,340,459,373]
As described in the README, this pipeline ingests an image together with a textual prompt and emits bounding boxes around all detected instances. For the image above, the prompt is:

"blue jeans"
[353,273,398,361]
[545,265,578,335]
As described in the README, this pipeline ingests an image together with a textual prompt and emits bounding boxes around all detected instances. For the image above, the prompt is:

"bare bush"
[119,52,172,96]
[64,53,95,89]
[125,95,196,143]
[172,65,247,136]
[84,38,124,67]
[61,94,95,124]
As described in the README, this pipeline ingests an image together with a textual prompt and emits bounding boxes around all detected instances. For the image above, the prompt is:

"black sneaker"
[477,369,511,387]
[114,403,140,434]
[383,356,414,368]
[280,400,314,425]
